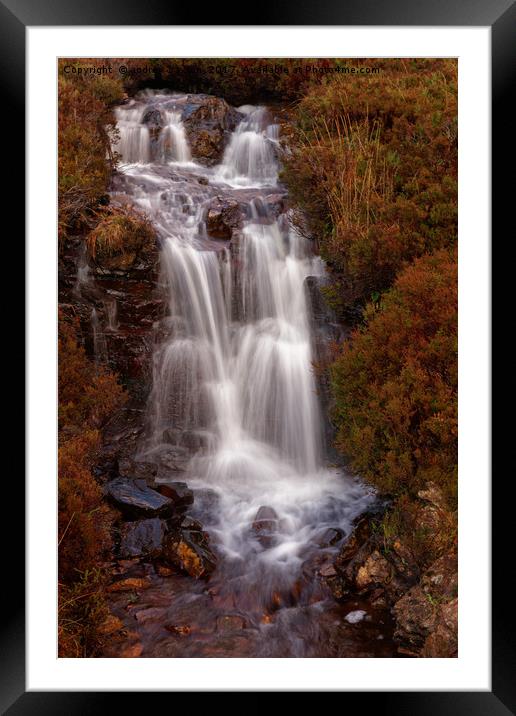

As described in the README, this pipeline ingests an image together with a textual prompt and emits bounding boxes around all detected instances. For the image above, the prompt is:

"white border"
[27,27,490,691]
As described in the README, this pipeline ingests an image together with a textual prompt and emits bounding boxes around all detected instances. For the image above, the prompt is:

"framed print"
[5,0,513,708]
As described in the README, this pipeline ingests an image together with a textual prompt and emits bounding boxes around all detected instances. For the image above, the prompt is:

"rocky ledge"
[106,471,217,581]
[321,482,458,657]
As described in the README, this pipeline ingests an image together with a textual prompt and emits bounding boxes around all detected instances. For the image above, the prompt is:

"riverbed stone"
[157,481,194,510]
[119,518,166,558]
[105,477,173,517]
[180,95,242,165]
[164,529,217,579]
[205,196,243,239]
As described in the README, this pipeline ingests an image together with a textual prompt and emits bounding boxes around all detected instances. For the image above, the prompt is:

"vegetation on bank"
[281,59,458,572]
[58,312,126,656]
[331,250,457,503]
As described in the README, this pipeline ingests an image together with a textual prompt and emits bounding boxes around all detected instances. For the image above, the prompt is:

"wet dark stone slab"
[105,477,173,517]
[157,481,194,510]
[119,518,166,558]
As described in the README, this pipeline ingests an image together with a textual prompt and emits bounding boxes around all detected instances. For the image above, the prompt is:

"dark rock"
[142,108,163,128]
[157,481,194,510]
[318,527,344,548]
[118,457,159,484]
[251,506,279,549]
[105,477,173,517]
[162,428,209,451]
[181,95,242,166]
[163,529,217,579]
[119,518,166,558]
[421,597,458,658]
[181,516,204,532]
[205,196,243,239]
[355,550,392,591]
[392,550,458,655]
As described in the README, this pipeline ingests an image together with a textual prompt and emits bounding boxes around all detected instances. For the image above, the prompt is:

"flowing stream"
[107,92,394,657]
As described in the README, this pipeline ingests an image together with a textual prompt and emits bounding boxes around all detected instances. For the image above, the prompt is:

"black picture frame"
[5,0,512,709]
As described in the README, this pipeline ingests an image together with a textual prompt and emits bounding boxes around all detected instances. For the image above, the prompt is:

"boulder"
[205,196,243,240]
[164,529,217,579]
[119,518,166,558]
[157,481,194,511]
[181,95,242,166]
[421,598,458,658]
[105,477,173,517]
[317,527,344,548]
[355,550,392,591]
[392,550,458,655]
[392,584,436,650]
[251,505,279,548]
[118,457,159,485]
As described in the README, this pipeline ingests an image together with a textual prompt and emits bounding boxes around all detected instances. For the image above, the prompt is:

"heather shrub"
[282,59,457,310]
[330,250,457,503]
[58,314,126,654]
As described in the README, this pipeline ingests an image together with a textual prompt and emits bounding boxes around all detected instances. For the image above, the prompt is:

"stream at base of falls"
[102,91,397,657]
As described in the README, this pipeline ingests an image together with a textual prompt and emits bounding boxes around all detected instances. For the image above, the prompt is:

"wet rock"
[157,481,194,510]
[181,95,242,165]
[119,518,166,559]
[118,457,158,484]
[107,577,152,593]
[252,505,278,531]
[216,615,246,632]
[421,598,458,658]
[335,518,372,567]
[318,527,344,548]
[319,562,338,578]
[180,516,203,532]
[97,614,124,636]
[392,585,436,650]
[105,477,173,517]
[392,551,458,655]
[165,624,191,637]
[164,530,217,579]
[252,505,279,548]
[134,607,167,624]
[355,551,392,591]
[156,445,191,473]
[162,427,209,451]
[156,564,175,577]
[205,196,243,239]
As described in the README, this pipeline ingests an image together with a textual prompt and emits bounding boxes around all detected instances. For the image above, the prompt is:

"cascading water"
[109,92,381,657]
[215,106,279,186]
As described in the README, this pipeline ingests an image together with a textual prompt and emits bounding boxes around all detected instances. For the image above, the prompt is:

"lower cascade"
[108,92,379,657]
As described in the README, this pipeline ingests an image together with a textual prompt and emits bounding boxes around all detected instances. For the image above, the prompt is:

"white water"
[111,93,373,605]
[215,106,279,187]
[114,98,191,165]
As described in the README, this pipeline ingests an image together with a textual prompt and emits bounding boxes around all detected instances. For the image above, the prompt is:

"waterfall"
[114,105,151,164]
[215,106,279,186]
[111,92,373,608]
[114,101,191,165]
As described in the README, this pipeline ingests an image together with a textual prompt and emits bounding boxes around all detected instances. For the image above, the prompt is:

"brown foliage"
[331,250,457,502]
[58,313,126,654]
[86,204,156,264]
[282,59,457,309]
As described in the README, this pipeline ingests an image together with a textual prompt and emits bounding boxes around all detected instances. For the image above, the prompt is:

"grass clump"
[86,205,156,266]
